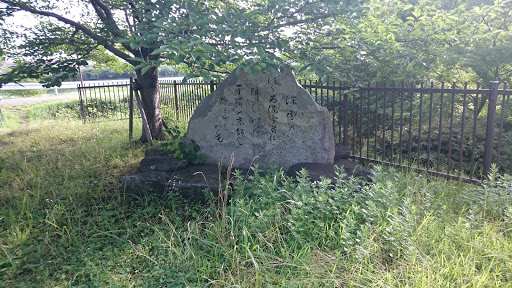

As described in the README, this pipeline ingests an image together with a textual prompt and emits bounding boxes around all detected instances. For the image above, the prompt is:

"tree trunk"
[135,67,165,142]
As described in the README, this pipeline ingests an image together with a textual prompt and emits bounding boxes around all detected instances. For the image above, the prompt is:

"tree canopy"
[0,0,347,85]
[0,0,347,140]
[290,0,512,85]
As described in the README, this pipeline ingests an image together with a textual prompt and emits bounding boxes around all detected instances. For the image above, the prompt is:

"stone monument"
[183,69,335,169]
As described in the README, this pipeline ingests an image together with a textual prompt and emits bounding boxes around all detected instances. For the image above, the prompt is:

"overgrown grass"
[0,107,511,287]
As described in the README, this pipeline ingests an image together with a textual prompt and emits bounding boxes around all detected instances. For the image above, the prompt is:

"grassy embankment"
[0,101,511,287]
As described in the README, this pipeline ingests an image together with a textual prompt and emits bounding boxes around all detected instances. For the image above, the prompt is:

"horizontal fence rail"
[78,79,511,182]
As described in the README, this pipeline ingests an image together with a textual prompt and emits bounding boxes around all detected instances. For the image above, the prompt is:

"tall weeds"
[0,113,511,287]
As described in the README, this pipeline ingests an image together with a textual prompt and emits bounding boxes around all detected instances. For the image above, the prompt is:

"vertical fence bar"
[361,87,372,158]
[390,82,396,163]
[483,81,499,178]
[173,80,179,120]
[118,83,124,117]
[436,82,445,172]
[407,83,414,168]
[352,89,357,154]
[382,82,387,161]
[85,83,91,119]
[417,82,424,169]
[78,84,85,122]
[332,81,336,139]
[320,85,324,107]
[342,92,348,146]
[359,86,363,158]
[107,84,113,118]
[314,80,318,103]
[338,84,343,145]
[470,84,480,178]
[189,82,193,118]
[187,83,192,119]
[399,82,405,165]
[496,82,507,169]
[426,82,434,169]
[129,77,134,141]
[447,83,456,174]
[458,82,468,177]
[374,82,379,160]
[93,84,99,118]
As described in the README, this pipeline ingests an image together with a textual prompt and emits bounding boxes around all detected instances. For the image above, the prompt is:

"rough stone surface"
[335,145,351,160]
[121,171,172,195]
[121,163,244,200]
[139,156,188,173]
[184,69,335,169]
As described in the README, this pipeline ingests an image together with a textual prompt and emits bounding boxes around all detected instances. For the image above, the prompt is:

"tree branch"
[0,0,134,62]
[90,0,126,39]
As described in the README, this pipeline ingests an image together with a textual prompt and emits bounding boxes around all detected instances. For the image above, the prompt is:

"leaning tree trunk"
[135,67,165,142]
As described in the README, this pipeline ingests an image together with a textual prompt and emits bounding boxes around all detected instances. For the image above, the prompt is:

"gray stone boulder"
[335,145,351,160]
[122,164,222,201]
[183,69,335,169]
[121,171,172,195]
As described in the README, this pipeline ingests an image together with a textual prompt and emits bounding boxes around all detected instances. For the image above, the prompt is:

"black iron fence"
[159,79,216,121]
[298,80,511,182]
[78,81,132,120]
[78,79,511,182]
[77,78,216,122]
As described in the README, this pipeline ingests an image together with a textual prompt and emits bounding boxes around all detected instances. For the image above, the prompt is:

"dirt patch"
[0,141,9,147]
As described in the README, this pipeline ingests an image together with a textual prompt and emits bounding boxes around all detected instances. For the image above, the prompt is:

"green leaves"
[159,126,206,165]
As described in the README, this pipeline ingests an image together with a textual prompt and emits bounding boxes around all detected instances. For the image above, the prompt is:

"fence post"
[173,80,179,120]
[129,77,134,141]
[483,81,499,178]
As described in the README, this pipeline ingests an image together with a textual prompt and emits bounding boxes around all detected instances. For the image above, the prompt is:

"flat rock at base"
[121,171,172,195]
[139,156,188,173]
[121,164,241,201]
[122,159,371,198]
[184,69,335,169]
[286,160,372,183]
